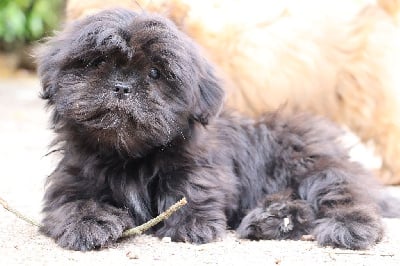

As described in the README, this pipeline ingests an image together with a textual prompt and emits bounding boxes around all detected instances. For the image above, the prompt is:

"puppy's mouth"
[76,107,135,130]
[65,88,145,132]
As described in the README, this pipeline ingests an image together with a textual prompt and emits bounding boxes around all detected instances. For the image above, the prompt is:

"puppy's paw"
[313,206,383,249]
[237,196,315,240]
[41,201,133,251]
[155,220,225,244]
[56,215,128,251]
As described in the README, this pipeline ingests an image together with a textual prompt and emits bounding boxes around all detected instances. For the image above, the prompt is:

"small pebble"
[161,237,172,243]
[126,251,139,259]
[301,234,316,241]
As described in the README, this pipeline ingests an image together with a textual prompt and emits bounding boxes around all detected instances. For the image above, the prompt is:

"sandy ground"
[1,76,400,266]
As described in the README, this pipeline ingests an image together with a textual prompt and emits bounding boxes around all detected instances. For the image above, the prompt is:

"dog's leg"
[41,166,133,251]
[297,161,384,249]
[154,169,232,244]
[236,190,315,240]
[252,112,384,249]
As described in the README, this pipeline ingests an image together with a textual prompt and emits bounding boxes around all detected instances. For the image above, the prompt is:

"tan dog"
[66,0,400,184]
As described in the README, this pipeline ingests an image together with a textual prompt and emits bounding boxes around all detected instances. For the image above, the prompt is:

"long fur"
[37,9,392,251]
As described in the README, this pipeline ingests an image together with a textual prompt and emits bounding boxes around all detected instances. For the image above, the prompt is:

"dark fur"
[37,9,388,251]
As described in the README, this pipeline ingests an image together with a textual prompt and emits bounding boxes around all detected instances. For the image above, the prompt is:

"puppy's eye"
[148,67,160,79]
[87,57,106,68]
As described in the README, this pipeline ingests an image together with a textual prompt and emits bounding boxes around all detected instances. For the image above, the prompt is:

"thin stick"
[0,195,187,237]
[0,196,41,227]
[121,197,187,238]
[326,251,395,257]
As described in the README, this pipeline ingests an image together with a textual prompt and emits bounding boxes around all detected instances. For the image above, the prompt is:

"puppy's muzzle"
[113,82,132,99]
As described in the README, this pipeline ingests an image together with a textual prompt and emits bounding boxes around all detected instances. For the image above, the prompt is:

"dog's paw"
[237,197,315,240]
[41,201,133,251]
[313,206,383,249]
[155,220,225,244]
[55,216,127,251]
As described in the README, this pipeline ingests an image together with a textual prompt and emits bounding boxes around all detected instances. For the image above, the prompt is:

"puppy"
[37,9,390,251]
[66,0,400,185]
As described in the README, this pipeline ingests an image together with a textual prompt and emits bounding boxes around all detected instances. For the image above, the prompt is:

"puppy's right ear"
[35,43,62,103]
[192,61,225,125]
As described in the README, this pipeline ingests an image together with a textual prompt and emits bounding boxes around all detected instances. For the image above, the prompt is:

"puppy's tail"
[377,0,400,19]
[376,188,400,218]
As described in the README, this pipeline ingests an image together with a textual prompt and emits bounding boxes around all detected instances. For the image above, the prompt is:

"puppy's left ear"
[193,65,225,125]
[35,43,62,104]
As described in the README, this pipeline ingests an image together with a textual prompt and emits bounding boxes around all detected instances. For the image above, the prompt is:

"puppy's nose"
[113,82,132,98]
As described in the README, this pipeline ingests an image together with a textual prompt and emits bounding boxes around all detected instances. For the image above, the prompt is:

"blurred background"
[0,0,64,75]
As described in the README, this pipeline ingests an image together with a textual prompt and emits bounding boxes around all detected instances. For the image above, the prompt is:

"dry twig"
[0,195,187,239]
[326,251,395,257]
[121,197,187,238]
[0,196,40,227]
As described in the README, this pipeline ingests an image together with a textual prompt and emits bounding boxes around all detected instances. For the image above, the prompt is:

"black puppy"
[36,9,387,251]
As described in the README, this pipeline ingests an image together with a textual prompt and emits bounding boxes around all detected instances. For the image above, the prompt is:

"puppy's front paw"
[41,201,133,251]
[237,197,315,240]
[55,216,127,251]
[156,220,225,244]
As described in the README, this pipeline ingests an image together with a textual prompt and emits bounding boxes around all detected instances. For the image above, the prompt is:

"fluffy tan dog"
[66,0,400,184]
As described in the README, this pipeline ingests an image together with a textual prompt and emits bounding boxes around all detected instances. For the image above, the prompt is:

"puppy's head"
[37,9,224,156]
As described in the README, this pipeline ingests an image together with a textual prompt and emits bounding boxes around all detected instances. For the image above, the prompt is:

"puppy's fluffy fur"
[37,9,391,251]
[66,0,400,184]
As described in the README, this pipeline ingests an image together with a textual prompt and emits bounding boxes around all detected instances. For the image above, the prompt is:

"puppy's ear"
[35,43,61,103]
[193,64,225,125]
